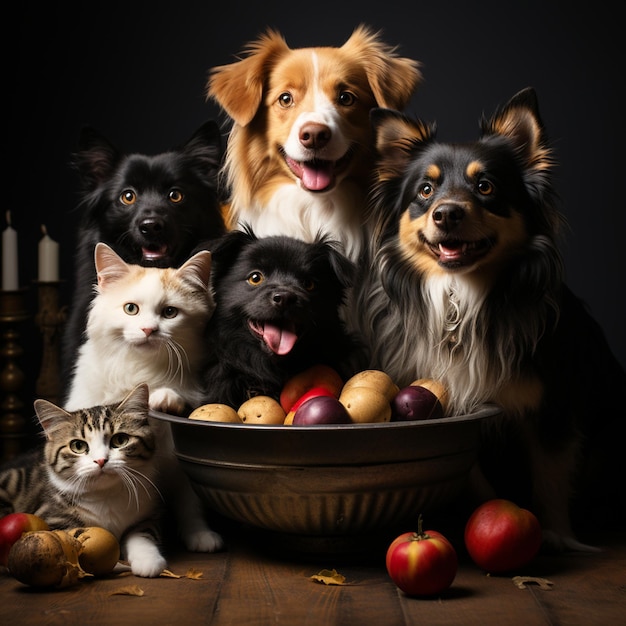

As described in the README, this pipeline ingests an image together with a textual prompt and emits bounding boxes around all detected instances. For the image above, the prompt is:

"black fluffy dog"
[61,121,226,396]
[201,228,365,408]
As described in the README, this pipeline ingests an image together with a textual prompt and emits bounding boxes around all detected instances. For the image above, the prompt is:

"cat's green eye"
[162,306,178,319]
[110,433,129,448]
[124,302,139,315]
[70,439,89,454]
[247,271,264,286]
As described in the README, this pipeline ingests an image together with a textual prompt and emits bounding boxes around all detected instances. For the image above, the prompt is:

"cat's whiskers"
[117,465,164,509]
[162,338,190,386]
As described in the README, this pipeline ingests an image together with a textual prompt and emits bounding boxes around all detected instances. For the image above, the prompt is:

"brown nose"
[299,123,331,150]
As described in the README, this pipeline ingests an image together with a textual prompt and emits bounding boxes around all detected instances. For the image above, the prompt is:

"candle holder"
[0,288,29,461]
[35,281,67,406]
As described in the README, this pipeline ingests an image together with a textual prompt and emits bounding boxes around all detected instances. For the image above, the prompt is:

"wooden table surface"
[1,523,624,626]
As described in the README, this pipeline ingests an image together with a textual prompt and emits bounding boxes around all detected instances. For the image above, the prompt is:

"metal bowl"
[150,405,500,539]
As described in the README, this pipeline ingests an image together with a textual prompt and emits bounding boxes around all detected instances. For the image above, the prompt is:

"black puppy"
[61,121,227,395]
[201,228,365,409]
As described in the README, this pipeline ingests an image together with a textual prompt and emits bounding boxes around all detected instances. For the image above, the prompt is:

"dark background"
[5,2,624,413]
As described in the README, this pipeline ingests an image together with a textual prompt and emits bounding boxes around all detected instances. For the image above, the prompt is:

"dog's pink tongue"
[438,243,465,263]
[263,324,298,355]
[301,162,333,191]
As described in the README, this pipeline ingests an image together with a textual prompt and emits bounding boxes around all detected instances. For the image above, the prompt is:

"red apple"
[391,385,444,421]
[289,386,336,413]
[0,513,49,566]
[386,516,458,596]
[464,499,542,573]
[279,365,343,413]
[292,396,351,425]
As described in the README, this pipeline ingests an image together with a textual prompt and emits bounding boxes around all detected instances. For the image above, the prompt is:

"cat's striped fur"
[0,385,168,577]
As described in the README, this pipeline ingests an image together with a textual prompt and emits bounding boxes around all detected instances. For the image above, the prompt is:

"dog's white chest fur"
[236,183,365,260]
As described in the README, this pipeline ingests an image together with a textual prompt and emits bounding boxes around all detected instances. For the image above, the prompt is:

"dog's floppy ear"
[313,234,356,289]
[343,25,421,110]
[207,30,290,127]
[328,245,356,290]
[208,227,256,283]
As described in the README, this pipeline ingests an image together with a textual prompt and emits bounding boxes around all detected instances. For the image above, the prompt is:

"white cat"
[65,242,224,573]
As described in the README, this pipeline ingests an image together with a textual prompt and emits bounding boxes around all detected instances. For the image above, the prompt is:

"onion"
[7,530,90,588]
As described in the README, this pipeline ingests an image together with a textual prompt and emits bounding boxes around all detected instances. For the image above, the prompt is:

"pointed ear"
[33,398,73,439]
[207,30,290,126]
[481,87,552,174]
[73,126,121,189]
[342,25,422,110]
[117,383,150,413]
[371,108,435,182]
[179,250,212,291]
[94,242,132,288]
[180,120,223,175]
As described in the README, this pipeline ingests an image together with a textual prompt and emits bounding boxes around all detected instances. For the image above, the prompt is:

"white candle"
[2,211,18,291]
[38,225,59,282]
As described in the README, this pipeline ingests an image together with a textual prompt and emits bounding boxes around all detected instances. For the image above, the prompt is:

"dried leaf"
[512,576,554,590]
[160,569,182,579]
[109,585,145,596]
[310,568,346,586]
[185,568,203,580]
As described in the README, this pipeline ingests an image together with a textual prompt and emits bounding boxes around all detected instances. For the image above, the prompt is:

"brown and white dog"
[206,25,421,260]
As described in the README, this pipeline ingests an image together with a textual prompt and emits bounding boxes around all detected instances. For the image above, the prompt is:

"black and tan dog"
[352,88,626,550]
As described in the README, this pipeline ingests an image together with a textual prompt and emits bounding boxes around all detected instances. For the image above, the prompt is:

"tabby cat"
[63,242,223,567]
[0,385,168,577]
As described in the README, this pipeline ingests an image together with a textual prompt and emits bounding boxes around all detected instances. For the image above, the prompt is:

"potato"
[410,378,449,414]
[238,396,286,425]
[339,386,392,423]
[342,370,400,401]
[67,527,120,576]
[189,403,242,423]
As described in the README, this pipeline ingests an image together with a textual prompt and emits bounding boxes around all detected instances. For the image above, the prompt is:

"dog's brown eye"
[278,92,293,108]
[124,302,139,316]
[303,279,316,291]
[419,183,434,199]
[247,271,265,285]
[338,91,356,106]
[477,180,494,195]
[120,190,137,205]
[169,189,184,203]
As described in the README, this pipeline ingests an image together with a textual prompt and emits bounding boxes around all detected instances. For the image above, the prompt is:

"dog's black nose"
[432,204,464,231]
[299,123,331,150]
[139,218,165,237]
[271,291,297,308]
